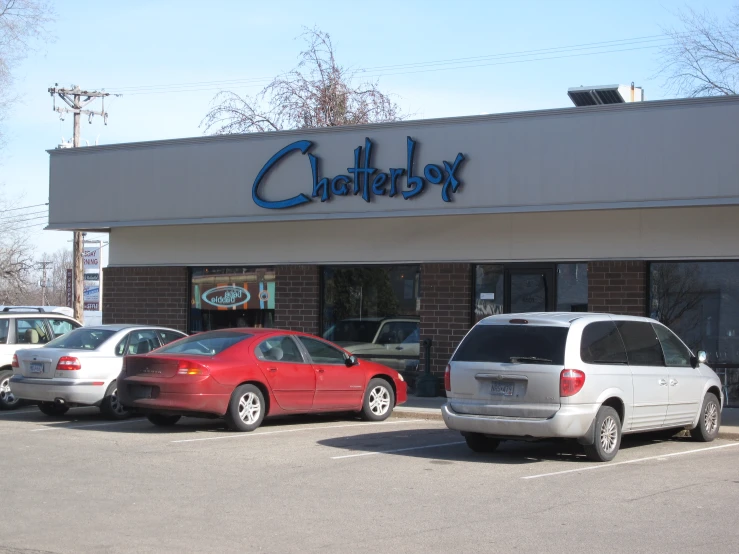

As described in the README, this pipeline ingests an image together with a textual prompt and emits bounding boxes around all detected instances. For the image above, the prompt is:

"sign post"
[82,242,102,313]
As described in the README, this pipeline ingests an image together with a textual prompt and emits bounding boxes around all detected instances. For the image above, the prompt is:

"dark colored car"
[117,328,408,431]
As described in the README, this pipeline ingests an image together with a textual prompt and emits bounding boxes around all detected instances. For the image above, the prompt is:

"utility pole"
[48,84,109,324]
[38,261,53,306]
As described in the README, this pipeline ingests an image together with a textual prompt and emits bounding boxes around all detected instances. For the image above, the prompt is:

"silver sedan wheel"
[109,388,127,416]
[704,399,719,435]
[369,385,390,417]
[0,376,19,407]
[238,392,261,424]
[599,415,618,454]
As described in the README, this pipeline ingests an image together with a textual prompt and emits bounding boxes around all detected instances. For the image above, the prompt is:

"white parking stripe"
[522,442,739,480]
[170,419,423,444]
[0,406,90,417]
[31,419,145,432]
[331,440,466,459]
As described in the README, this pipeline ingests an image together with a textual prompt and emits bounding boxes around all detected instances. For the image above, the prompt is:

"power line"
[5,209,49,219]
[0,202,49,213]
[103,33,675,96]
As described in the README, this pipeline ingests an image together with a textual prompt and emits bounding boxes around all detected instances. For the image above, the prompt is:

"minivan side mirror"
[345,355,358,368]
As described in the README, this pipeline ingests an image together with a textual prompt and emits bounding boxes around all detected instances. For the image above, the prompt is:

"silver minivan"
[442,313,723,462]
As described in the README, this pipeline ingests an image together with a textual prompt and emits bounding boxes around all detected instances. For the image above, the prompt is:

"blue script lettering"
[251,136,466,209]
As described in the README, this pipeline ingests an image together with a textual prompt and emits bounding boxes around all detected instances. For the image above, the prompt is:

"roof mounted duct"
[568,83,644,107]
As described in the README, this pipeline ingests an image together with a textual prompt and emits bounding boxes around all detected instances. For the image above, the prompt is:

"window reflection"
[321,265,420,378]
[474,265,504,322]
[557,263,588,312]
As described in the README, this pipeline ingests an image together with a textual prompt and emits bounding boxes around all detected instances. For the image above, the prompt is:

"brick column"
[587,261,647,316]
[274,265,320,335]
[102,267,189,332]
[419,263,473,383]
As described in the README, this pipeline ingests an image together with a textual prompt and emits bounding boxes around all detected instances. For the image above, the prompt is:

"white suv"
[0,308,82,409]
[442,313,723,462]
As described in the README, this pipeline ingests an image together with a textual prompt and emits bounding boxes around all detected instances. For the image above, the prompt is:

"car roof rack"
[2,306,45,312]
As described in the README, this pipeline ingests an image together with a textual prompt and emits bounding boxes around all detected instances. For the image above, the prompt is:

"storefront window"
[322,265,420,377]
[190,267,275,333]
[474,265,504,322]
[650,262,739,406]
[556,263,588,312]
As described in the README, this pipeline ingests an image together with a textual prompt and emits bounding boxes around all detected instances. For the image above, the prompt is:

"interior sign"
[252,137,466,210]
[201,285,251,308]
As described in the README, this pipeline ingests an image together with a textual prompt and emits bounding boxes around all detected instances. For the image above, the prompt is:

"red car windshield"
[156,331,252,356]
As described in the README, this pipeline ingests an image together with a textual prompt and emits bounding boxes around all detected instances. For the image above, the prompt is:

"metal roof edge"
[46,95,739,156]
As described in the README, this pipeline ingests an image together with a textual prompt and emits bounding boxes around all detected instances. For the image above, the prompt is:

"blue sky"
[1,0,736,261]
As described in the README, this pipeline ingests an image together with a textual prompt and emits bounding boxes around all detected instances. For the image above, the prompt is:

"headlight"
[397,373,404,382]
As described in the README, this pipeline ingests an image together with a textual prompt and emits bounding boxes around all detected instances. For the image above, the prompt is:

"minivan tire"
[464,433,500,453]
[583,406,621,462]
[690,392,720,442]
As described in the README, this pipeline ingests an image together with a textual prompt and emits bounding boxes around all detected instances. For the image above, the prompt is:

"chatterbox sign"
[83,247,100,271]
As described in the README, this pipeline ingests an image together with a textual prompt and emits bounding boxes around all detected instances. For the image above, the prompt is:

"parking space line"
[522,442,739,480]
[331,440,466,459]
[170,419,423,444]
[31,419,146,432]
[0,406,89,417]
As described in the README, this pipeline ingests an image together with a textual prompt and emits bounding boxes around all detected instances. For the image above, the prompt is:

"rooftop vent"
[568,83,644,107]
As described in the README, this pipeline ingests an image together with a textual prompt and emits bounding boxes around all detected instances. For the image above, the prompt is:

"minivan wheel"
[464,433,500,453]
[583,406,621,462]
[690,393,720,442]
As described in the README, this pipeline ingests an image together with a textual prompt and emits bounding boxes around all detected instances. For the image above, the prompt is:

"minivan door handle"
[670,379,678,386]
[658,379,667,386]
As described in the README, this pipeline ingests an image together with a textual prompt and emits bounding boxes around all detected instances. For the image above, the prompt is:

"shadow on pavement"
[318,427,693,465]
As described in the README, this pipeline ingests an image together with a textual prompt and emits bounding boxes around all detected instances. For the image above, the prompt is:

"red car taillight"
[560,369,585,397]
[177,360,208,376]
[57,356,82,370]
[11,354,18,368]
[444,364,451,392]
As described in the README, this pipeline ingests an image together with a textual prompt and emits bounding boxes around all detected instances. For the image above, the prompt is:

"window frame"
[614,320,666,367]
[652,322,694,368]
[579,320,629,365]
[14,317,52,345]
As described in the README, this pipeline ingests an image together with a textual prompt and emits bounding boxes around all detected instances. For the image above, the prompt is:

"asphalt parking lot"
[2,407,738,554]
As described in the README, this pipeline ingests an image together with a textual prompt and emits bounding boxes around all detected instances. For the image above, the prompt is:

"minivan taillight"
[11,354,18,368]
[57,357,81,370]
[560,369,585,397]
[444,364,451,392]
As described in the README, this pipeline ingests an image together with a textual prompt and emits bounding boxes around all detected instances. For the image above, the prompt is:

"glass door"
[505,268,555,313]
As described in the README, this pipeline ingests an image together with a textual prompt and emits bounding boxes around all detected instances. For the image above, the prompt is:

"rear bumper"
[118,375,231,416]
[441,402,599,439]
[9,376,106,406]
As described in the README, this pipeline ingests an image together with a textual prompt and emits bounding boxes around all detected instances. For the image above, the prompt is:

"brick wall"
[419,263,473,379]
[587,261,647,316]
[274,265,320,335]
[102,266,189,331]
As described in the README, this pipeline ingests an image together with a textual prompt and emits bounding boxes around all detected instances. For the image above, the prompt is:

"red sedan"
[117,329,407,431]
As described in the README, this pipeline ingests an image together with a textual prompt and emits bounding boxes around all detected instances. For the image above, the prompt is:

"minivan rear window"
[452,325,568,364]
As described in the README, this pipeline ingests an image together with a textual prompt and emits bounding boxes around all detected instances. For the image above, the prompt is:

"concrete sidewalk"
[393,395,739,439]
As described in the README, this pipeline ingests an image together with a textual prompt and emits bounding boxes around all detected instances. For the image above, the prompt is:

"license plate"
[490,382,514,396]
[30,362,44,374]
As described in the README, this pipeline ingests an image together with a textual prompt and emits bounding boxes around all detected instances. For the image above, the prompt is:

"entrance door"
[505,269,555,313]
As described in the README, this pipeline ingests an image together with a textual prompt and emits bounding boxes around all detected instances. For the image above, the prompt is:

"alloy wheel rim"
[238,392,260,424]
[704,401,718,434]
[600,415,618,453]
[110,388,127,416]
[0,376,18,406]
[369,386,390,416]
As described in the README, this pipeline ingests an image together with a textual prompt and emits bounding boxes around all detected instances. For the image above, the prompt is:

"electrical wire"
[4,209,49,219]
[0,202,49,213]
[102,33,675,96]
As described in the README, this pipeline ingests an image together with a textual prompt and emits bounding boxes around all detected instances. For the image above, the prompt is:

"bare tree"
[0,197,35,304]
[202,27,405,134]
[43,248,72,306]
[0,0,53,146]
[650,263,706,331]
[658,5,739,97]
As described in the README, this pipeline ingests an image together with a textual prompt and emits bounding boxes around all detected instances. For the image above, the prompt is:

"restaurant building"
[46,94,739,403]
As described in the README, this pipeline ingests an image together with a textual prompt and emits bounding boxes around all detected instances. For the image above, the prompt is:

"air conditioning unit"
[568,84,644,107]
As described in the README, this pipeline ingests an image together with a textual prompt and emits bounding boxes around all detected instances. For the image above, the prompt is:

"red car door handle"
[317,368,325,373]
[268,367,277,372]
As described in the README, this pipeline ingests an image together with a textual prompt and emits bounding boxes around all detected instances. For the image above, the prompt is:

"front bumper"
[441,402,599,439]
[10,376,106,406]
